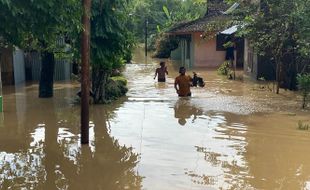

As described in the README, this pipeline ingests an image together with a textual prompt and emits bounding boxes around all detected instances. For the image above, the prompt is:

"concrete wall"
[193,33,226,67]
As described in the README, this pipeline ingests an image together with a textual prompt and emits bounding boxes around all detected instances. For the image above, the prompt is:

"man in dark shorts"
[154,61,168,82]
[174,67,192,97]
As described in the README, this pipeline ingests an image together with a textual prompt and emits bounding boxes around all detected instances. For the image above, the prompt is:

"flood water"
[0,49,310,190]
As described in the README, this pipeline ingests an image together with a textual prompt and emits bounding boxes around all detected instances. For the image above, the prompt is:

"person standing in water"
[174,67,192,97]
[154,61,168,82]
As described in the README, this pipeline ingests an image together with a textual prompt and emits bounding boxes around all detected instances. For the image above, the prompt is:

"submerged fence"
[25,52,72,81]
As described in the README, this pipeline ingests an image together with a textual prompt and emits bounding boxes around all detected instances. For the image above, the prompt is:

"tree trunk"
[302,93,306,109]
[233,59,236,80]
[275,58,281,94]
[92,68,109,104]
[39,51,55,98]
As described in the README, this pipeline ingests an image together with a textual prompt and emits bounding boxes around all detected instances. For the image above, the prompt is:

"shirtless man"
[174,67,192,97]
[154,61,168,82]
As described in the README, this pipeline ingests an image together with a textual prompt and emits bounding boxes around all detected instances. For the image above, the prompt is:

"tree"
[90,0,134,103]
[297,74,310,108]
[230,0,310,93]
[128,0,207,48]
[0,0,82,97]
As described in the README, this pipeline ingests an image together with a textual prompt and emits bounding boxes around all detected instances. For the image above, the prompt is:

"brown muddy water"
[0,51,310,190]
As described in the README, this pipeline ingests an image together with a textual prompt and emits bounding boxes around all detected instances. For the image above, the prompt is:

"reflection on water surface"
[0,51,309,189]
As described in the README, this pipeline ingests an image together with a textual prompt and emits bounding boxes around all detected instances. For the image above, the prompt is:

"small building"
[168,0,275,82]
[168,0,244,69]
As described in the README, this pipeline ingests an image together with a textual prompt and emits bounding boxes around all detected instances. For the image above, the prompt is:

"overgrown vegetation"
[90,0,134,103]
[217,61,232,78]
[228,0,310,93]
[127,0,208,57]
[298,121,310,130]
[297,74,310,109]
[0,0,82,97]
[152,34,179,58]
[104,76,128,103]
[0,0,134,103]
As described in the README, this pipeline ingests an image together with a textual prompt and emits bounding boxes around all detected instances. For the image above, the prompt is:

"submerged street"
[0,50,310,190]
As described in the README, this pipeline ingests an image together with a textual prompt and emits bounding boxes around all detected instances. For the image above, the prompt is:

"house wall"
[193,33,226,67]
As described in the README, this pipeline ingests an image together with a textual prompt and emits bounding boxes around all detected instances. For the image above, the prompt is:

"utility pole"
[81,0,91,144]
[144,18,148,58]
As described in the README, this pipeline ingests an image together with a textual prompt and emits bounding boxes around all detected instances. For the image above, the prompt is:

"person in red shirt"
[174,67,192,97]
[154,61,168,82]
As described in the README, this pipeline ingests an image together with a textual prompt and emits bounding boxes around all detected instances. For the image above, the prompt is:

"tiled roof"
[168,0,229,34]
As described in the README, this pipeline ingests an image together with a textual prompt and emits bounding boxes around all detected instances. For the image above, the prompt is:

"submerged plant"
[297,74,310,109]
[298,121,310,130]
[217,61,231,76]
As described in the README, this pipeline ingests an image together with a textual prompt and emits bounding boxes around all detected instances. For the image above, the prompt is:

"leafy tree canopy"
[227,0,310,92]
[228,0,310,60]
[0,0,82,51]
[91,0,134,71]
[128,0,208,41]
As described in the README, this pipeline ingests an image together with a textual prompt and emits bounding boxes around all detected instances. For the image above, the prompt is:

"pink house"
[168,0,244,69]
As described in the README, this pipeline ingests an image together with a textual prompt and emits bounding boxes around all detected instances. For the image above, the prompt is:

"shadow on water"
[0,85,142,190]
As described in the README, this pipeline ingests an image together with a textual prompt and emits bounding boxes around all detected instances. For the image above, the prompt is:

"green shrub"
[105,76,128,102]
[217,61,231,76]
[111,76,127,86]
[297,73,310,108]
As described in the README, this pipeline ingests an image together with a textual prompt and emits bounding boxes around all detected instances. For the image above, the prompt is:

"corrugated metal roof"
[220,25,238,34]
